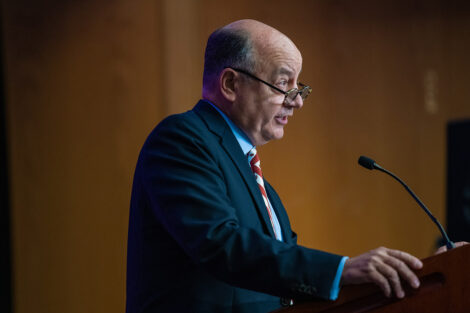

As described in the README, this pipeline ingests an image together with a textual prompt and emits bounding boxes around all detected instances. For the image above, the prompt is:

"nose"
[295,93,304,108]
[287,92,303,109]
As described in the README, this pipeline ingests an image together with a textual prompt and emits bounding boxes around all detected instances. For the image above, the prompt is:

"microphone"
[358,155,456,250]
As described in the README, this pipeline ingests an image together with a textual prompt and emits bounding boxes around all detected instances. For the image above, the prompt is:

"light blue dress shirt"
[206,100,347,300]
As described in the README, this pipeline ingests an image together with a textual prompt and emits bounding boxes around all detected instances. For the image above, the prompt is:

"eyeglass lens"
[285,87,310,104]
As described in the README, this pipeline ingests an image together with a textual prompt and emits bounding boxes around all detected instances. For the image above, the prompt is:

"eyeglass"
[228,67,312,105]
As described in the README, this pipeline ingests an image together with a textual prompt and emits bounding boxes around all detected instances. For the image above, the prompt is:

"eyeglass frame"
[227,67,312,104]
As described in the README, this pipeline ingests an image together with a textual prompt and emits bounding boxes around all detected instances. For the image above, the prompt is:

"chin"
[274,128,285,140]
[270,131,285,142]
[259,128,284,145]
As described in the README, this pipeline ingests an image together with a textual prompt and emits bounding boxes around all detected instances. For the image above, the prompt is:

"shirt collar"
[205,100,254,155]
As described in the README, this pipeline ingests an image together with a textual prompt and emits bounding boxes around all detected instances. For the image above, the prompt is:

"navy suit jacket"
[126,100,343,313]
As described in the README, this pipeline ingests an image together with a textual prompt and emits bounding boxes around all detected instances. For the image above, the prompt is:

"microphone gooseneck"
[358,155,456,250]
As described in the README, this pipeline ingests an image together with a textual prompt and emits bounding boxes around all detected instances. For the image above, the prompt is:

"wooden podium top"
[274,244,470,313]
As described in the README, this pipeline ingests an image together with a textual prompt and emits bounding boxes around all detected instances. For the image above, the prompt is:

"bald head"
[228,20,299,57]
[202,19,301,96]
[202,20,305,146]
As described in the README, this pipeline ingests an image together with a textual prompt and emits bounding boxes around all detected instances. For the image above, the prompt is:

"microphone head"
[358,156,377,170]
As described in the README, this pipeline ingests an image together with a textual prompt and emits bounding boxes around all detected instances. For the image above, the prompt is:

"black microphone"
[358,155,456,250]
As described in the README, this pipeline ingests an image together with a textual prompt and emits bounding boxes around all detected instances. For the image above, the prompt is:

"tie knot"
[247,147,262,177]
[247,148,259,165]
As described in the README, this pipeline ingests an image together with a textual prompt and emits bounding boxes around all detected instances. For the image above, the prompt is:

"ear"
[219,68,239,102]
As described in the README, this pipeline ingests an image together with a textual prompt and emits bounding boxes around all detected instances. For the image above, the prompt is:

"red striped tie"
[247,148,279,239]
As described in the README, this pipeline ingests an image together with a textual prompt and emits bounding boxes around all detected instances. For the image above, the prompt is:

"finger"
[383,254,420,289]
[369,270,392,298]
[435,241,468,255]
[434,245,447,255]
[387,249,423,269]
[375,261,405,298]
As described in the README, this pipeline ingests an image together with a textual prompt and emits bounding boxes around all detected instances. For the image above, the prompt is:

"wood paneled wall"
[2,2,164,313]
[2,1,470,313]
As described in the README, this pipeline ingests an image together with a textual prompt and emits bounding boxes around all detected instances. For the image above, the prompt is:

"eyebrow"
[278,67,294,76]
[277,66,303,80]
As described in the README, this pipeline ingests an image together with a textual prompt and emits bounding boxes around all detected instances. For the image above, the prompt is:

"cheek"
[251,95,283,130]
[261,106,281,130]
[259,106,277,125]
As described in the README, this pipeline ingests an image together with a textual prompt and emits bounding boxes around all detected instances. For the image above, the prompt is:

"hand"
[434,241,468,255]
[341,247,422,299]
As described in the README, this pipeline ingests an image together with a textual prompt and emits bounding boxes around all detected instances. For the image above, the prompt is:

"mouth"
[274,115,289,125]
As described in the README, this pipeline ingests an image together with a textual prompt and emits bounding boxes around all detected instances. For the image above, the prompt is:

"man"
[126,19,424,313]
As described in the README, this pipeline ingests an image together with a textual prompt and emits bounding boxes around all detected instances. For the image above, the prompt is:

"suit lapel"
[193,100,276,239]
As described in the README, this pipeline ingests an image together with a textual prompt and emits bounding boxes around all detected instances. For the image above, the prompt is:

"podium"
[274,244,470,313]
